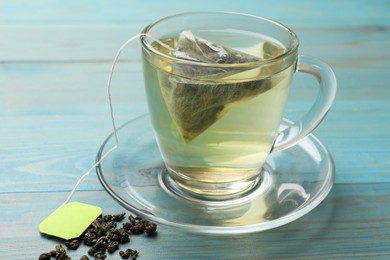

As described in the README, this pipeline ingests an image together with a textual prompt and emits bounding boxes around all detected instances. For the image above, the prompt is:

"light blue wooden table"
[1,1,390,259]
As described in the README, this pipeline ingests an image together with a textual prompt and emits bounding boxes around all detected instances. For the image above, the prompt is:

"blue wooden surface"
[1,0,390,259]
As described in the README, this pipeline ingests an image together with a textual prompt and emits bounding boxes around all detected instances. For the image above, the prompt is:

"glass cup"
[141,12,336,201]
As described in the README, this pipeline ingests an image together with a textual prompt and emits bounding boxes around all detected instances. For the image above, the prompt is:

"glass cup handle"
[272,55,337,152]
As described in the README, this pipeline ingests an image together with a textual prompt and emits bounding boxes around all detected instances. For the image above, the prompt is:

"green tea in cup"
[141,12,335,200]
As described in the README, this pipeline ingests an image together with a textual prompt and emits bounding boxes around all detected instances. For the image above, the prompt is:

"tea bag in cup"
[158,31,282,143]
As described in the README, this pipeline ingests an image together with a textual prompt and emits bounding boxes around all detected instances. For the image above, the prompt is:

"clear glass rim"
[141,11,299,67]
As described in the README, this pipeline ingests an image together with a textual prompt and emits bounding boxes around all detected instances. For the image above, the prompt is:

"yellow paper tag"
[39,202,103,240]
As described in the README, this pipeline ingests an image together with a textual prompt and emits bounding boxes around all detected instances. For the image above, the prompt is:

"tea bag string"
[63,33,175,205]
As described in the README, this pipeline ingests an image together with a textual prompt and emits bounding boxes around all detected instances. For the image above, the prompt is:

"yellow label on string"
[39,202,102,240]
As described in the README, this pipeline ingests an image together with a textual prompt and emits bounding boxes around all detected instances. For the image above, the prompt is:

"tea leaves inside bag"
[158,31,278,143]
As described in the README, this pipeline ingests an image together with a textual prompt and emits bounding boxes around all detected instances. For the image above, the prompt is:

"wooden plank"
[1,24,390,64]
[0,0,389,27]
[1,183,390,259]
[0,25,143,62]
[0,62,146,109]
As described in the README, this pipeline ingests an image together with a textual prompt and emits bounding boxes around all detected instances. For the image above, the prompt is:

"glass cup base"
[160,167,265,203]
[96,114,335,235]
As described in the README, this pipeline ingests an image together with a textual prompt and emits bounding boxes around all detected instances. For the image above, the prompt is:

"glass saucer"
[96,114,335,235]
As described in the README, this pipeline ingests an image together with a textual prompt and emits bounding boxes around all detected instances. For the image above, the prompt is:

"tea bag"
[172,30,259,78]
[159,31,275,143]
